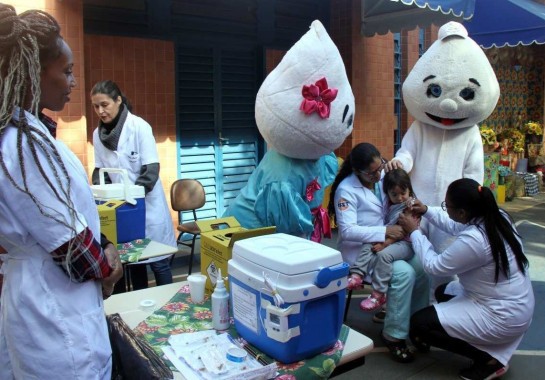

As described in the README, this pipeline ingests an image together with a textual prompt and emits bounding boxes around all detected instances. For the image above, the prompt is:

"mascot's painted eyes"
[342,104,354,128]
[459,87,475,101]
[342,104,349,122]
[426,83,442,98]
[347,113,353,128]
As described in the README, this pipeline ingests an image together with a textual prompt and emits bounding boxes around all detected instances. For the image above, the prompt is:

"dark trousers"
[409,283,494,364]
[112,257,173,293]
[112,265,146,293]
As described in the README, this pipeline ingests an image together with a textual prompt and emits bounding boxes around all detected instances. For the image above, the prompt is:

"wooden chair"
[170,179,206,274]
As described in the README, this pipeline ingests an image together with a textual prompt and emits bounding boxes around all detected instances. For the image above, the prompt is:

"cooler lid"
[91,183,145,201]
[91,167,145,205]
[232,233,342,275]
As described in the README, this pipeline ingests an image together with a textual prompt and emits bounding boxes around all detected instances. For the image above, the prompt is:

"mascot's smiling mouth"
[426,113,467,126]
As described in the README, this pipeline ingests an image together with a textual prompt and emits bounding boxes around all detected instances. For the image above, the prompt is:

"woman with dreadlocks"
[0,4,122,378]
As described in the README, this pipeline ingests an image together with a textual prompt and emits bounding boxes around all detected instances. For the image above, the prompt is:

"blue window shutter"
[176,44,261,220]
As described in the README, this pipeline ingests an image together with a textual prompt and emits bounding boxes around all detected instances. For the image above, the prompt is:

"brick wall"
[332,0,398,160]
[330,0,354,160]
[400,28,424,136]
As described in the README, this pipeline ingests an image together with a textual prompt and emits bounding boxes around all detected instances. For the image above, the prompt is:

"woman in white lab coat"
[327,143,429,363]
[0,6,122,378]
[399,178,534,380]
[91,80,176,289]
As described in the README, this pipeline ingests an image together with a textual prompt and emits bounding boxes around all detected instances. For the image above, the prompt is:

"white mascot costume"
[223,20,354,241]
[392,22,500,294]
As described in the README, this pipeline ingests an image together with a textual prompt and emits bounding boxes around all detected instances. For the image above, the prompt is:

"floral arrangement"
[498,128,525,153]
[524,121,543,136]
[498,165,512,177]
[479,125,497,146]
[513,141,525,153]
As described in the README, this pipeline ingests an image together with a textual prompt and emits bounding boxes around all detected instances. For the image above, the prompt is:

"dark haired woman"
[328,142,429,363]
[356,168,420,312]
[90,80,175,289]
[399,178,534,380]
[0,4,122,378]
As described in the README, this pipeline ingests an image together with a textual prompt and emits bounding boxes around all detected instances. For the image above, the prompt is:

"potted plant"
[523,120,543,147]
[479,124,498,153]
[497,165,511,185]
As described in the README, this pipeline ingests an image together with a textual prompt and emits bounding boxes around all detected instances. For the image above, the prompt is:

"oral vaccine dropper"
[212,268,230,330]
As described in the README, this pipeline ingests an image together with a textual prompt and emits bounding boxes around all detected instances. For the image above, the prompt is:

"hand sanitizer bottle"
[212,268,230,330]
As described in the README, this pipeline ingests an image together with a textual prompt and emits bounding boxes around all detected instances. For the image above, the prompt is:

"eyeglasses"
[357,158,387,177]
[441,201,457,211]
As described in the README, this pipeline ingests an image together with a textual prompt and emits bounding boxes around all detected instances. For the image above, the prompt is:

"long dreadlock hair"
[0,4,83,272]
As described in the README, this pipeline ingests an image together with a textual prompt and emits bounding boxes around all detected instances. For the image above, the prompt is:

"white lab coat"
[410,207,535,365]
[334,174,387,265]
[394,121,484,252]
[0,111,111,379]
[395,121,485,293]
[93,112,176,251]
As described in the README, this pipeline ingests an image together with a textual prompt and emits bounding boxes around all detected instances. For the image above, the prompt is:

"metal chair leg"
[124,264,132,292]
[188,235,197,275]
[344,289,353,322]
[171,232,183,266]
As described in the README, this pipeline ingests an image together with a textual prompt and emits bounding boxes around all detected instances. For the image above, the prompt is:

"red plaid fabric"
[51,227,112,282]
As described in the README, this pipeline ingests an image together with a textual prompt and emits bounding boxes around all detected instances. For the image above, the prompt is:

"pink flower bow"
[305,178,321,202]
[311,206,332,243]
[305,178,332,242]
[300,77,338,119]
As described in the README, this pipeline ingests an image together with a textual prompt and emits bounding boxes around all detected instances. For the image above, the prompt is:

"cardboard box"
[197,217,275,293]
[98,200,122,245]
[97,199,146,245]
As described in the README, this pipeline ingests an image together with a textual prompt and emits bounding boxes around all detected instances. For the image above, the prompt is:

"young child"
[348,169,420,312]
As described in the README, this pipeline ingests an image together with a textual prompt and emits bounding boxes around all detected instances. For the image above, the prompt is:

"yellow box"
[197,217,276,293]
[97,200,126,245]
[497,184,506,204]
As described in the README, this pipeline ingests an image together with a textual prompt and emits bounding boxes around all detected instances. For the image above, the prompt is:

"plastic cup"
[187,274,207,303]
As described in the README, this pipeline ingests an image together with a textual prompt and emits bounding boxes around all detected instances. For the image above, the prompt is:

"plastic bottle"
[212,268,230,330]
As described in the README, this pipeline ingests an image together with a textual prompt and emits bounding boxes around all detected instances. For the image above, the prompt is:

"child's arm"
[372,236,397,253]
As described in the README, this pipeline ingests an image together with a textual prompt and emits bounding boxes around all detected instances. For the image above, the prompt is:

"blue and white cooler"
[91,168,146,244]
[228,233,349,363]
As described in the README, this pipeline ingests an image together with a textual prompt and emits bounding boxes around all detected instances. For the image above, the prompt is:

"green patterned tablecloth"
[134,284,349,379]
[117,238,151,263]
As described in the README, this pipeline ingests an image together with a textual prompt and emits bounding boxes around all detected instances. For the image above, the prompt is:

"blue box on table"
[91,168,146,245]
[228,233,349,363]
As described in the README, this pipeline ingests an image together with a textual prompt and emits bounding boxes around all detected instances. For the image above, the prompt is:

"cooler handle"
[98,168,137,205]
[314,262,349,289]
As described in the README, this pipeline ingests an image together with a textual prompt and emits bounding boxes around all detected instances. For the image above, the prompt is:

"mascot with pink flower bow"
[223,20,355,241]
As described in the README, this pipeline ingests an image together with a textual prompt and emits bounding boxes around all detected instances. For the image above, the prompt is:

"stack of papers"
[162,331,277,380]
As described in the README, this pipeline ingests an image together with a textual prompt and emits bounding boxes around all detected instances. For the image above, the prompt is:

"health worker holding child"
[328,142,429,363]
